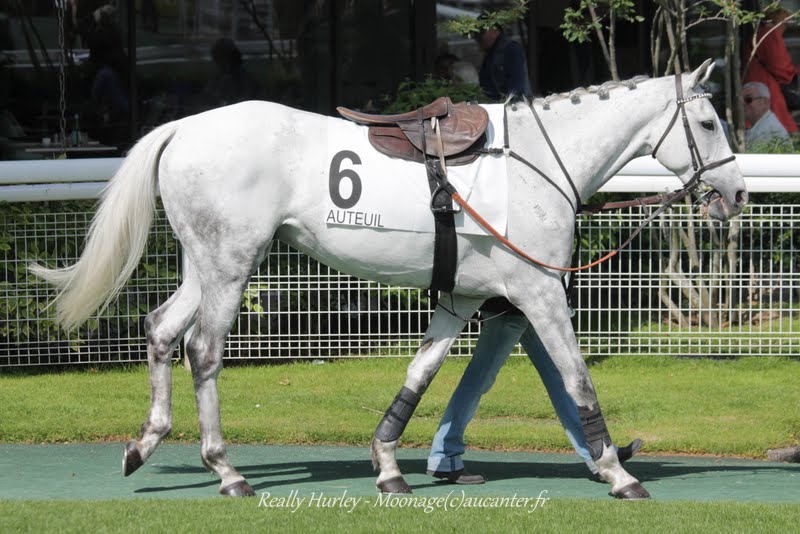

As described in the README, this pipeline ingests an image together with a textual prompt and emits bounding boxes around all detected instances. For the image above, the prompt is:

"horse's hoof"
[377,476,412,494]
[611,482,651,500]
[220,480,256,497]
[122,441,143,477]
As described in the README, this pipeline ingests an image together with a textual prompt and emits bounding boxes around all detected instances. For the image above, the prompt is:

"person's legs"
[520,326,641,475]
[427,314,528,476]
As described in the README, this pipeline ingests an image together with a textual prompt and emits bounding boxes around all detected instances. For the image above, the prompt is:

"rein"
[458,72,736,273]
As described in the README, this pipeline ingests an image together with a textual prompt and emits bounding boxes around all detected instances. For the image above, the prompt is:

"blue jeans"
[427,313,599,474]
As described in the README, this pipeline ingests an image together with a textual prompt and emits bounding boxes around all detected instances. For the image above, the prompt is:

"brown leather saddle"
[337,97,489,166]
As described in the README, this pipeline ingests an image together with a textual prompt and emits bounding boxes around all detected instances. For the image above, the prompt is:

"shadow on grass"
[134,457,800,495]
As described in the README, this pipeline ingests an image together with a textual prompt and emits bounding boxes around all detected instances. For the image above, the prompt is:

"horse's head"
[650,59,748,221]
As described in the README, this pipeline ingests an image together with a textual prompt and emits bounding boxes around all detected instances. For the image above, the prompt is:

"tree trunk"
[588,4,617,80]
[651,6,664,75]
[609,8,618,81]
[678,1,689,69]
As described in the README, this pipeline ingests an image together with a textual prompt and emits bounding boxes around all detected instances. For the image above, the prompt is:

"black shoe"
[427,468,486,485]
[617,438,643,464]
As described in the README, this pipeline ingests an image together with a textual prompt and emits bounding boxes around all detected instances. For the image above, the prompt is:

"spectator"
[452,60,480,85]
[141,0,159,33]
[742,81,790,148]
[83,4,129,147]
[743,7,799,134]
[434,52,458,80]
[435,52,479,85]
[475,18,532,100]
[204,38,261,108]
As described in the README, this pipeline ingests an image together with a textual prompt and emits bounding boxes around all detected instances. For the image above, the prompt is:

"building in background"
[1,0,794,161]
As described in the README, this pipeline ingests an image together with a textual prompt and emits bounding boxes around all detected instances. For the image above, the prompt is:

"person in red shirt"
[744,7,799,133]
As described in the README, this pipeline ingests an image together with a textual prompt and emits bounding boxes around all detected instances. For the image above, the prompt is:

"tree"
[650,0,690,76]
[560,0,645,81]
[443,0,531,37]
[563,2,798,329]
[649,1,799,151]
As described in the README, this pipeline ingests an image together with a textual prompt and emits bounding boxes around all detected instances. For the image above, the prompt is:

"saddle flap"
[368,126,423,162]
[398,103,489,157]
[369,126,485,166]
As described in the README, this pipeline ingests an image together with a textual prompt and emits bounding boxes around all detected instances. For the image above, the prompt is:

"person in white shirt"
[742,81,790,147]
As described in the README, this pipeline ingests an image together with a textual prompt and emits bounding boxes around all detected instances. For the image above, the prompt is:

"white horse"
[31,60,747,499]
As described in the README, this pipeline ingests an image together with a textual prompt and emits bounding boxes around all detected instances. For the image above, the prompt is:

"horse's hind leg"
[123,266,201,476]
[185,274,256,496]
[372,294,482,494]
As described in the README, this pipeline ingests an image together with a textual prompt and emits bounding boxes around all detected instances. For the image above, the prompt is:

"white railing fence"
[1,156,798,366]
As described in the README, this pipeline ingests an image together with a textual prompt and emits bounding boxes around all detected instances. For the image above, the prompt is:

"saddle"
[337,97,491,294]
[337,97,489,166]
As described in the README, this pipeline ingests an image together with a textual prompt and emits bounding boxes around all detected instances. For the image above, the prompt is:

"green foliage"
[0,202,89,346]
[747,132,797,155]
[378,77,488,114]
[443,0,529,37]
[0,201,179,357]
[561,0,644,44]
[242,283,269,313]
[747,132,800,205]
[693,0,776,25]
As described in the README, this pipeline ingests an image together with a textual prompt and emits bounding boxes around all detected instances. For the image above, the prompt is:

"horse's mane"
[528,75,651,109]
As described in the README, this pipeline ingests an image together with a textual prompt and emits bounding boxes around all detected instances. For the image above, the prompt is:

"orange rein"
[451,192,618,272]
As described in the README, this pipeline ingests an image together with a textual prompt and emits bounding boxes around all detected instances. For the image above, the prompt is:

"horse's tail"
[29,121,180,330]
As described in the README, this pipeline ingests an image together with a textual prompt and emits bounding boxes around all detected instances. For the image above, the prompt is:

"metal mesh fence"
[228,239,480,359]
[1,202,797,367]
[574,202,798,357]
[0,205,180,366]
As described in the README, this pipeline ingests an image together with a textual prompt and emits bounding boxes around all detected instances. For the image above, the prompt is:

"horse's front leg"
[372,294,483,494]
[516,277,650,500]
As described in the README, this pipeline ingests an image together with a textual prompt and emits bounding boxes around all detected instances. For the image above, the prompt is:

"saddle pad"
[324,104,507,237]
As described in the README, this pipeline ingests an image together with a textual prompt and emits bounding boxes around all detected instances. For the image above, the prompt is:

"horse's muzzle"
[701,186,748,221]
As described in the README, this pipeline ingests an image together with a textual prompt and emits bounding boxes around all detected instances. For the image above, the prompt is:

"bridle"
[650,71,737,203]
[451,71,737,273]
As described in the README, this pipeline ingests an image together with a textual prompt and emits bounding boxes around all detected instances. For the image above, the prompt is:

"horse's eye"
[701,120,715,131]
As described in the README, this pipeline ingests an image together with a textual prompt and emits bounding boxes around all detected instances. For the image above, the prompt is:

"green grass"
[1,498,799,533]
[1,356,798,457]
[2,356,800,531]
[628,311,800,356]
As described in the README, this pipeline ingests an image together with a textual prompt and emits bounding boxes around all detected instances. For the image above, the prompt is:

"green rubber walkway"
[1,444,798,502]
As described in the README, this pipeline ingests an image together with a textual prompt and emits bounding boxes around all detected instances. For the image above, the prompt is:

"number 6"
[329,150,362,209]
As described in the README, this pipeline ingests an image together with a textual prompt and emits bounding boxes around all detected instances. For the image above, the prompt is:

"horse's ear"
[688,58,715,88]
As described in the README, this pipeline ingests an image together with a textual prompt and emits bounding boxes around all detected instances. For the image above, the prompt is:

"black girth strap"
[579,405,612,461]
[427,163,458,293]
[375,386,422,442]
[419,108,458,293]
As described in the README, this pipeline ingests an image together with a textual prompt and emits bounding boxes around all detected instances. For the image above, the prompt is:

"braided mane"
[530,75,651,109]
